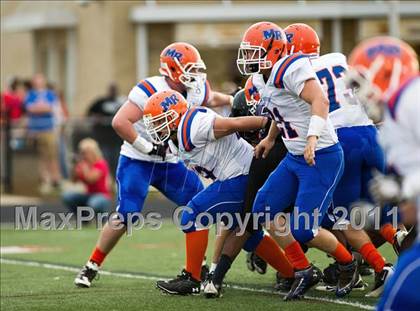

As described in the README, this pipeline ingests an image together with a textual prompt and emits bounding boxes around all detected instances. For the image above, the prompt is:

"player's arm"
[254,121,280,159]
[112,100,143,144]
[213,115,267,139]
[300,78,330,166]
[112,100,155,154]
[206,91,233,108]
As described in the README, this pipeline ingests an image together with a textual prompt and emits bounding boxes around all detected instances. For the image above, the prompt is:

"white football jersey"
[309,53,373,129]
[258,53,338,155]
[176,107,253,181]
[121,76,210,163]
[379,77,420,240]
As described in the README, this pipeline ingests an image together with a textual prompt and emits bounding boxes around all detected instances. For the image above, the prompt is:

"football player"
[143,90,295,296]
[234,21,359,299]
[346,36,420,311]
[284,23,394,297]
[74,42,231,288]
[204,78,297,297]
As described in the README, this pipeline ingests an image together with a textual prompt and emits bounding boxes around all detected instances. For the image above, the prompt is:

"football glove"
[148,142,167,160]
[369,171,402,205]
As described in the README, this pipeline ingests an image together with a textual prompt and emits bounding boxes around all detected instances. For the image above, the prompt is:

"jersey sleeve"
[180,108,216,151]
[128,80,158,110]
[273,54,317,96]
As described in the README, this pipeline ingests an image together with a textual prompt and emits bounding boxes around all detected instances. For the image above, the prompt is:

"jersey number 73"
[316,65,346,112]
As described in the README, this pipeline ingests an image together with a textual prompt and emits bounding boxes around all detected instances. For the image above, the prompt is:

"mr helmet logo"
[366,44,401,59]
[164,49,183,60]
[263,29,282,40]
[286,33,294,43]
[160,94,179,111]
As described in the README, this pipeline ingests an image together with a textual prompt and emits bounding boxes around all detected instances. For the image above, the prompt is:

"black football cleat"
[365,264,394,297]
[274,272,295,292]
[156,269,200,295]
[359,260,374,276]
[74,261,99,288]
[316,274,368,292]
[246,252,256,272]
[284,265,322,301]
[335,256,359,298]
[322,261,339,285]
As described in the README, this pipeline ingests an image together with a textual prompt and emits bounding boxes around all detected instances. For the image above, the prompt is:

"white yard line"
[1,257,375,310]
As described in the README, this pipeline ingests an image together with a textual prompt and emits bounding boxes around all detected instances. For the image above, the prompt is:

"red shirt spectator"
[1,78,25,121]
[76,159,112,199]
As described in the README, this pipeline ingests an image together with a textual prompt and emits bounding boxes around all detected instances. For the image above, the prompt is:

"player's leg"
[156,175,247,295]
[210,141,287,283]
[289,144,360,297]
[252,155,324,301]
[330,126,391,295]
[74,156,152,288]
[243,141,287,275]
[152,161,204,207]
[210,225,230,274]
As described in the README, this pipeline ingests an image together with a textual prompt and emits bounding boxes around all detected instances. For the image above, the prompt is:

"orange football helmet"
[346,36,418,122]
[237,21,287,75]
[284,23,320,55]
[143,90,188,143]
[244,76,261,114]
[159,42,207,89]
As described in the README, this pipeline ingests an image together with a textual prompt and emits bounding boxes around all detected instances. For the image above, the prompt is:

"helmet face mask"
[237,42,271,75]
[178,60,207,89]
[144,109,179,144]
[344,67,385,123]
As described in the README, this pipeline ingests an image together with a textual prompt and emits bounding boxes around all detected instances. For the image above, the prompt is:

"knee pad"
[243,230,264,252]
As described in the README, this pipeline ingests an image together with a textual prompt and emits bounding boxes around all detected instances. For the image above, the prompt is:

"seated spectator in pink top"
[1,77,25,122]
[62,138,112,214]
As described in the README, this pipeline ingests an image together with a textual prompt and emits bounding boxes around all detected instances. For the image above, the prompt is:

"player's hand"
[304,136,317,166]
[148,143,167,161]
[369,171,401,204]
[254,137,275,159]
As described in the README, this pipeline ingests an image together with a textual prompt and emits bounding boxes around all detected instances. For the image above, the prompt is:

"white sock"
[210,263,217,273]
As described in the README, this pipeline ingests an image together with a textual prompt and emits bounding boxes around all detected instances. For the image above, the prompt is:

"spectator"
[49,83,70,180]
[62,138,112,214]
[25,73,61,194]
[87,83,124,176]
[1,77,25,123]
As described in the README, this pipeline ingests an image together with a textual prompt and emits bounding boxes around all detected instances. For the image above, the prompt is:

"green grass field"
[0,221,396,311]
